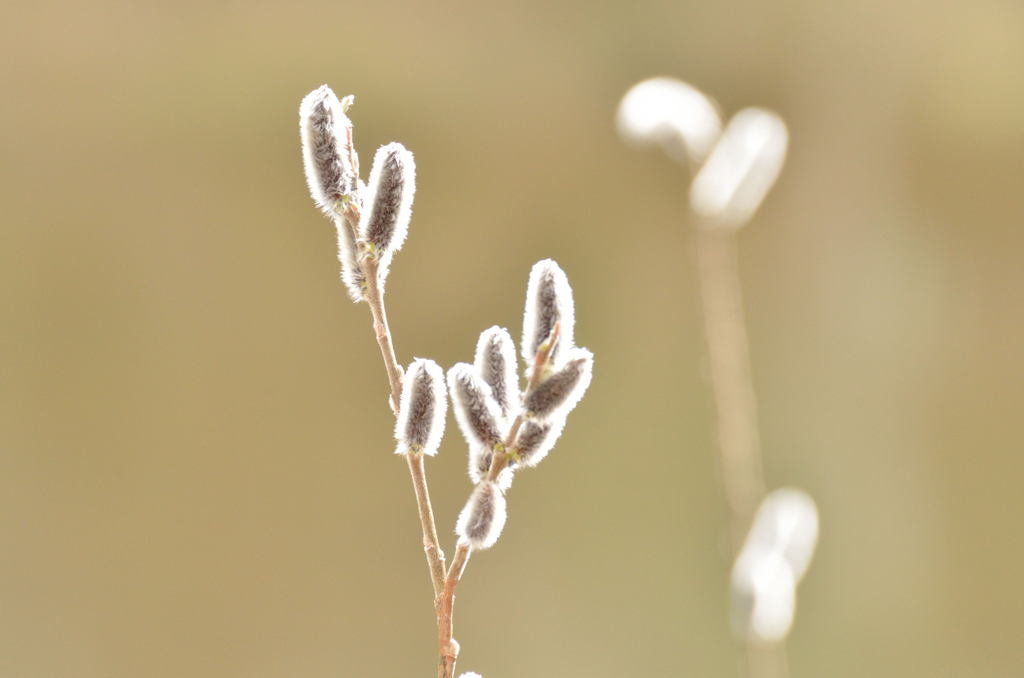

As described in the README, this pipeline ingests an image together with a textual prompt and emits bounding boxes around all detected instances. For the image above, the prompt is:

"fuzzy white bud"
[394,358,447,456]
[689,107,788,228]
[448,363,507,451]
[617,77,722,165]
[359,142,416,259]
[514,417,566,469]
[299,85,358,218]
[335,213,366,302]
[474,326,520,419]
[524,348,593,421]
[455,480,507,550]
[521,259,575,369]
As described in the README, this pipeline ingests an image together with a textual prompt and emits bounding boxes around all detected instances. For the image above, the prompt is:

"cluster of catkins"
[299,84,415,300]
[444,259,593,548]
[397,259,593,549]
[299,85,594,552]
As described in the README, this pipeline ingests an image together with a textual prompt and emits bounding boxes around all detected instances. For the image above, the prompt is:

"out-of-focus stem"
[693,222,786,678]
[694,226,766,550]
[745,643,790,678]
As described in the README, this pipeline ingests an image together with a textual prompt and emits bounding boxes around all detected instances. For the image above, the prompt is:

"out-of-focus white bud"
[394,358,447,456]
[731,545,797,645]
[521,259,575,370]
[616,77,722,165]
[455,481,507,550]
[731,488,819,644]
[689,107,788,229]
[746,488,819,581]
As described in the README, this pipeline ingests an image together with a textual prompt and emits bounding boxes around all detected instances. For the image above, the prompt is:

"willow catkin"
[455,480,507,550]
[394,358,447,456]
[521,259,575,369]
[448,363,507,451]
[299,85,358,218]
[523,348,593,421]
[474,326,519,418]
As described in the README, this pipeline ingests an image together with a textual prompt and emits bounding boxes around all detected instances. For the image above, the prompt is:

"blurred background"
[2,0,1023,676]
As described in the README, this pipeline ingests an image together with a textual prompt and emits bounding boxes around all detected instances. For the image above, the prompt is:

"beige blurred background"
[2,0,1023,676]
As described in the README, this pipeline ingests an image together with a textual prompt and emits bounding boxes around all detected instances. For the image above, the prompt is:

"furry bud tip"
[617,77,722,165]
[448,363,507,451]
[522,259,576,369]
[455,480,507,550]
[359,142,416,259]
[474,326,520,418]
[299,85,358,218]
[689,107,788,229]
[394,358,447,456]
[524,347,593,421]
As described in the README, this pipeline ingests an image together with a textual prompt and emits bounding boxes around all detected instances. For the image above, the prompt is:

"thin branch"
[406,452,447,598]
[694,223,785,678]
[360,255,404,413]
[438,541,472,678]
[346,208,448,604]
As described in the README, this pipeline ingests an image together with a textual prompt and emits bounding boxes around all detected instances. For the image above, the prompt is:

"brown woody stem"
[437,541,472,678]
[346,205,448,627]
